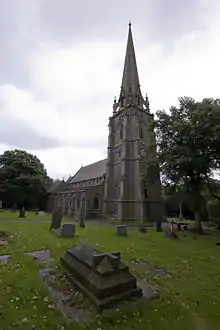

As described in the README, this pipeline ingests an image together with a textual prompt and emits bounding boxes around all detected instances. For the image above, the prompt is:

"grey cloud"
[36,0,207,43]
[0,116,62,150]
[72,138,107,150]
[0,0,209,89]
[0,0,39,87]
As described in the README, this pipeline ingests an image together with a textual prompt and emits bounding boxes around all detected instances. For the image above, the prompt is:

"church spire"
[112,23,149,113]
[121,22,141,97]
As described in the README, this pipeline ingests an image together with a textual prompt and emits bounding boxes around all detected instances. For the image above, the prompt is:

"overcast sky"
[0,0,219,179]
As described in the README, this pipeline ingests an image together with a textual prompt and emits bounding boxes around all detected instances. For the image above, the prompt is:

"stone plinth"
[116,225,127,236]
[61,224,75,237]
[60,243,142,308]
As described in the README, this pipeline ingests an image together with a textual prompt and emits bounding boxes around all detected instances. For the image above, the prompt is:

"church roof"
[47,180,67,194]
[69,158,107,183]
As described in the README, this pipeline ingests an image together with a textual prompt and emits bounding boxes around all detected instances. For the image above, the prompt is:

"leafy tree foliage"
[0,149,52,209]
[156,97,220,232]
[206,199,220,230]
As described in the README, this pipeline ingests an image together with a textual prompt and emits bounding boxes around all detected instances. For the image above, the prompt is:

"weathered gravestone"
[38,211,45,217]
[19,207,25,218]
[116,225,127,236]
[60,243,142,308]
[0,200,2,209]
[50,207,63,230]
[61,223,75,237]
[50,208,75,237]
[139,227,147,233]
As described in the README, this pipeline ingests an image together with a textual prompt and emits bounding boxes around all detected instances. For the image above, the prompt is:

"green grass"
[1,220,220,329]
[0,209,71,221]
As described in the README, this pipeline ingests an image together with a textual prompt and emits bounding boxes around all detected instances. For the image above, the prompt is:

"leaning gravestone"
[116,225,127,236]
[50,208,75,238]
[60,243,142,308]
[50,207,63,230]
[139,227,147,233]
[19,207,26,218]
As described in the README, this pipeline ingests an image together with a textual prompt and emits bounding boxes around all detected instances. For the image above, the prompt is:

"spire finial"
[129,21,132,28]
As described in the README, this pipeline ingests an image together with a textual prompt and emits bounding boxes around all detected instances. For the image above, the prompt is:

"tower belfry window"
[120,125,123,139]
[139,127,143,139]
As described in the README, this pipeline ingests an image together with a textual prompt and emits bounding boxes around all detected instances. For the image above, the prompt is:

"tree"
[206,199,220,230]
[155,97,220,233]
[0,149,52,209]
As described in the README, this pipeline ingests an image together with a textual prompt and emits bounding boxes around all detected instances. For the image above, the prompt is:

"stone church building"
[47,24,163,222]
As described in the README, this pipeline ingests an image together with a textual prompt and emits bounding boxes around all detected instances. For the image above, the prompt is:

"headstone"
[19,207,25,218]
[60,243,142,308]
[61,223,75,237]
[50,207,63,231]
[38,211,45,216]
[139,227,147,233]
[0,200,2,209]
[116,225,127,236]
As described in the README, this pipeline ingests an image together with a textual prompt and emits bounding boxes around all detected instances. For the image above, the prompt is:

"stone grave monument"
[116,225,127,236]
[50,207,75,237]
[60,243,142,308]
[19,207,26,218]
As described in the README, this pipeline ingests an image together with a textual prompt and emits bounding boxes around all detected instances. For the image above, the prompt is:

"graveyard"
[1,215,220,330]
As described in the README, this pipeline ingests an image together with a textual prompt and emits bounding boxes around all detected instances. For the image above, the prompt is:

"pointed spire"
[121,22,141,97]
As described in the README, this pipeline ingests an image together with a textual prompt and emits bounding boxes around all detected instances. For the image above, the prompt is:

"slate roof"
[69,158,107,183]
[47,180,67,194]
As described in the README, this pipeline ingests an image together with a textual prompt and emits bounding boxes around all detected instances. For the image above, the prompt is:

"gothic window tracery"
[139,126,143,139]
[120,125,123,139]
[93,194,99,209]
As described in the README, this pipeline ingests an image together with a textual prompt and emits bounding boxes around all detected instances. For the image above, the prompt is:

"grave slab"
[39,267,92,324]
[25,249,54,263]
[0,254,10,265]
[60,243,142,308]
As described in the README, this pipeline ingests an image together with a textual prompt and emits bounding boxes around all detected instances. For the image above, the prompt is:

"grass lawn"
[0,209,71,222]
[1,221,220,329]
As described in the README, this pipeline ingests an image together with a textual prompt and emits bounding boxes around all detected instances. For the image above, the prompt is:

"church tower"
[103,23,163,222]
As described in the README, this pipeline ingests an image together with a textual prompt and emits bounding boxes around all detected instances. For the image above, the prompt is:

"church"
[47,24,163,223]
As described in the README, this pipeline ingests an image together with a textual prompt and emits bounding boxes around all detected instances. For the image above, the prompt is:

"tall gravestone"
[60,243,142,308]
[19,207,26,218]
[50,207,63,231]
[50,207,75,237]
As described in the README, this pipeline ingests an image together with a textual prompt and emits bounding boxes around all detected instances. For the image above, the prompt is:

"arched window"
[139,126,143,139]
[144,187,148,199]
[93,195,99,209]
[120,125,123,139]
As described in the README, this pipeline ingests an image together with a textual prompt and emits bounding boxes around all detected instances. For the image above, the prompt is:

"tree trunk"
[156,219,163,232]
[194,209,203,234]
